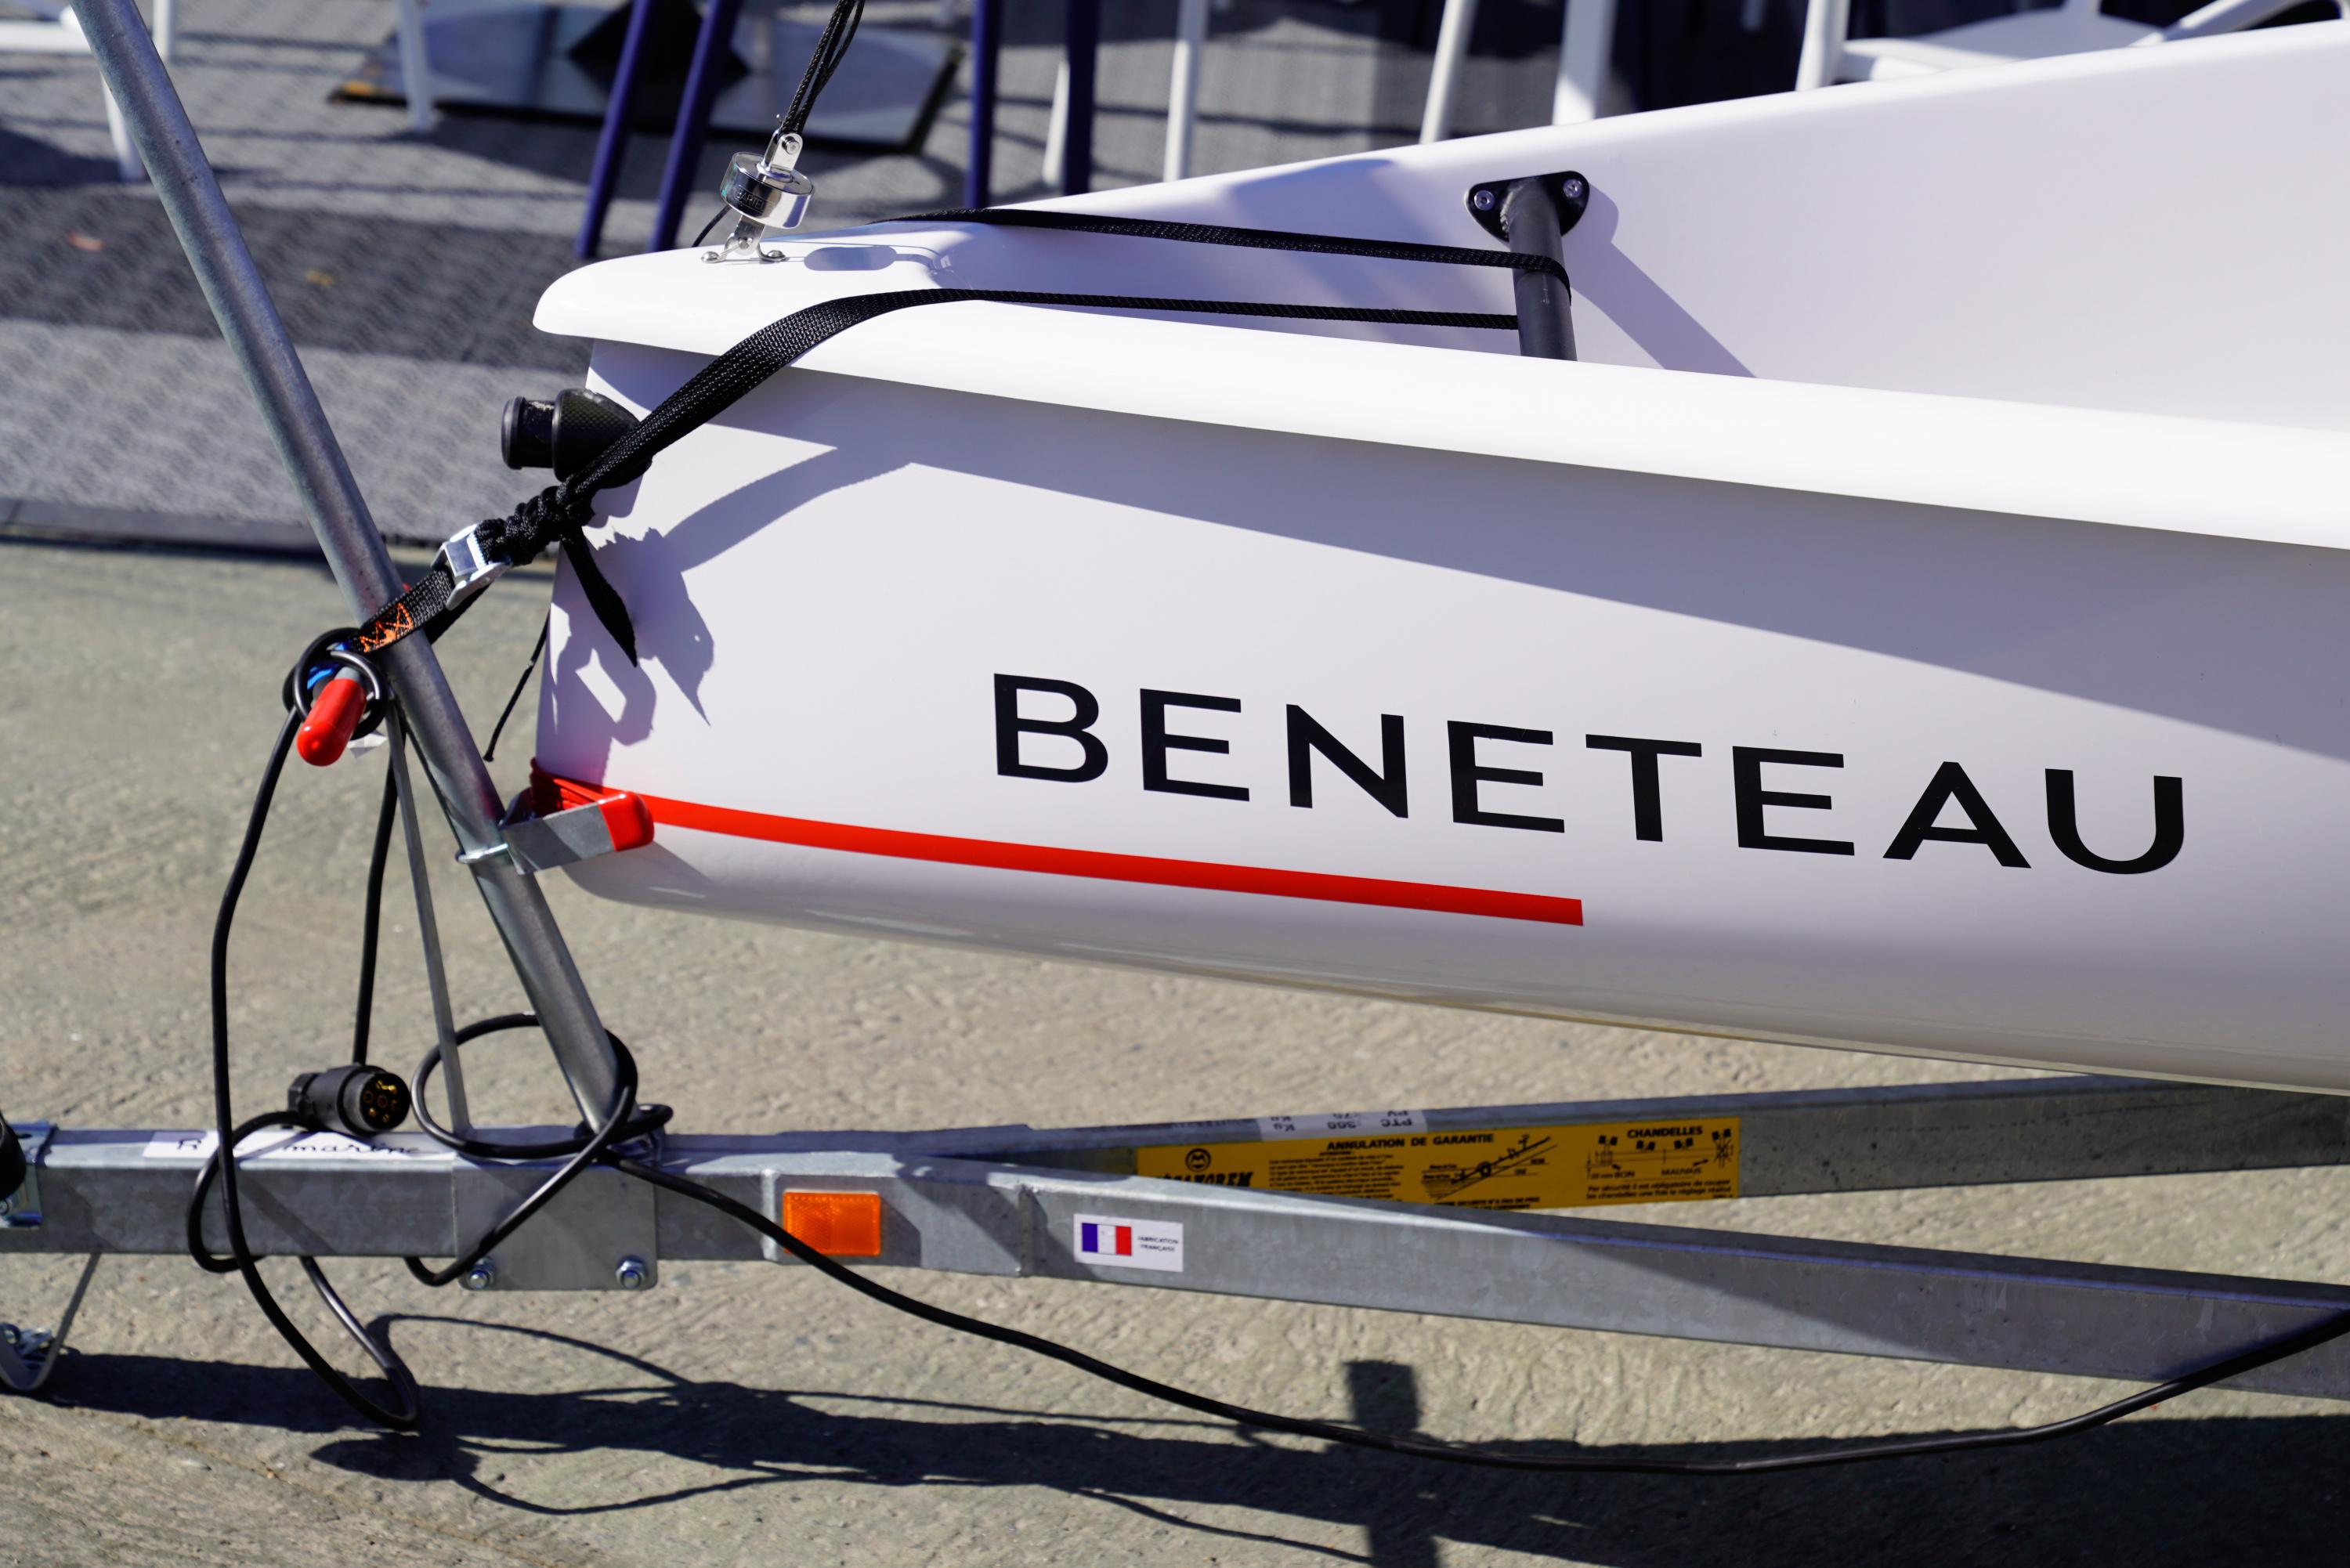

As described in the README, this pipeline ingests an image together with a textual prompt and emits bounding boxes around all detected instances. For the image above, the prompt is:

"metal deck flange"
[1466,169,1591,243]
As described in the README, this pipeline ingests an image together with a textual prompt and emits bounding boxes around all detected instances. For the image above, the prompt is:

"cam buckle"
[442,522,511,603]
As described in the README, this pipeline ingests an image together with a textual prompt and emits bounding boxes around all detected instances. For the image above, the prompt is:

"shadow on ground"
[42,1317,2350,1566]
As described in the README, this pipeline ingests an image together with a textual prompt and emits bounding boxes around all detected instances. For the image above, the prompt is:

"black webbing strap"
[352,486,613,659]
[352,285,1518,665]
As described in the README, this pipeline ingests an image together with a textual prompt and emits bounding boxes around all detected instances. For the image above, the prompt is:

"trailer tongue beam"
[10,1075,2350,1402]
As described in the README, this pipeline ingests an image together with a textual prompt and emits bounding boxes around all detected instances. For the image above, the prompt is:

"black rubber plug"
[289,1066,414,1138]
[501,388,638,479]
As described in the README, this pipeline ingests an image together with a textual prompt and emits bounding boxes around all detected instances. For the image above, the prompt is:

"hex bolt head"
[1561,175,1586,200]
[614,1256,649,1291]
[1470,188,1496,211]
[461,1259,496,1292]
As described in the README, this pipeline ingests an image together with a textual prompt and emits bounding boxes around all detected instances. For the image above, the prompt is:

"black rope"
[576,287,1511,499]
[352,290,1512,667]
[779,0,864,139]
[349,153,1575,668]
[879,204,1570,287]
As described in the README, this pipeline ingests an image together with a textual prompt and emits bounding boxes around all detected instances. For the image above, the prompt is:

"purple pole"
[1061,0,1097,196]
[963,0,1001,208]
[575,0,663,258]
[648,0,748,252]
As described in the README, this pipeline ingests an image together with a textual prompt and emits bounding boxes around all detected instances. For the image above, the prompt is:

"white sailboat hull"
[530,26,2350,1091]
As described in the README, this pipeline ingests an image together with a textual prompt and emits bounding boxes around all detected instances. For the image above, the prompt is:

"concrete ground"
[5,541,2350,1566]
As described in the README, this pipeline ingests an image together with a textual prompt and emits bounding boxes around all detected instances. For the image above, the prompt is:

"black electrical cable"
[190,706,420,1429]
[189,635,664,1429]
[690,206,730,250]
[401,1021,667,1290]
[620,1158,2350,1475]
[408,1015,671,1164]
[350,765,399,1067]
[481,616,548,764]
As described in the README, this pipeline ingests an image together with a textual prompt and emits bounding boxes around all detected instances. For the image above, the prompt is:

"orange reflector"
[782,1190,884,1257]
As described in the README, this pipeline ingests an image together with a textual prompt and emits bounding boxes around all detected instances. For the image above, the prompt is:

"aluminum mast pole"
[71,0,621,1118]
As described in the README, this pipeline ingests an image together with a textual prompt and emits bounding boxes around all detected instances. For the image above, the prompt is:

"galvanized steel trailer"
[12,1078,2350,1401]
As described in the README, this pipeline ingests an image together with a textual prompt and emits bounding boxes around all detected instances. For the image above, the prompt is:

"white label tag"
[1254,1110,1425,1139]
[1073,1214,1185,1273]
[142,1130,436,1162]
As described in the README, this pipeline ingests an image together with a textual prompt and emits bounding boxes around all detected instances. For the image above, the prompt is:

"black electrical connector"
[288,1064,412,1139]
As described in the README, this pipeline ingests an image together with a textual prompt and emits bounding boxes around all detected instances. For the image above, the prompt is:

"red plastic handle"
[297,670,367,767]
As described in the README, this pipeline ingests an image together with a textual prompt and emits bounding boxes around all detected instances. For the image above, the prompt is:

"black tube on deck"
[1499,178,1577,362]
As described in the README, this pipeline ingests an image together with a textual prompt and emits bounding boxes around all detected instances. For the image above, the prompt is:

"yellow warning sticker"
[1135,1117,1739,1212]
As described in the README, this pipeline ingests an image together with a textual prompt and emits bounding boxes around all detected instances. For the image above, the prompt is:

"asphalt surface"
[5,538,2350,1566]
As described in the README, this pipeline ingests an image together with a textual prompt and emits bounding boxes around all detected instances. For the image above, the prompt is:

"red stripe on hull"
[601,786,1584,928]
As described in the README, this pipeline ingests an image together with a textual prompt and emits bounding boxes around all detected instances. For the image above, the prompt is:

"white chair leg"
[1163,0,1206,182]
[153,0,175,60]
[1041,52,1070,187]
[1419,0,1476,143]
[394,0,435,132]
[1551,0,1614,124]
[99,80,141,181]
[1794,0,1849,89]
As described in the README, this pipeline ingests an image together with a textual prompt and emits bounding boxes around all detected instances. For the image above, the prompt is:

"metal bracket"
[0,1123,53,1228]
[1465,169,1590,244]
[474,789,656,876]
[454,1161,659,1292]
[0,1255,101,1395]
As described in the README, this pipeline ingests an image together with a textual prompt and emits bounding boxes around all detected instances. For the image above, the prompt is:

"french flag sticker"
[1074,1213,1185,1273]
